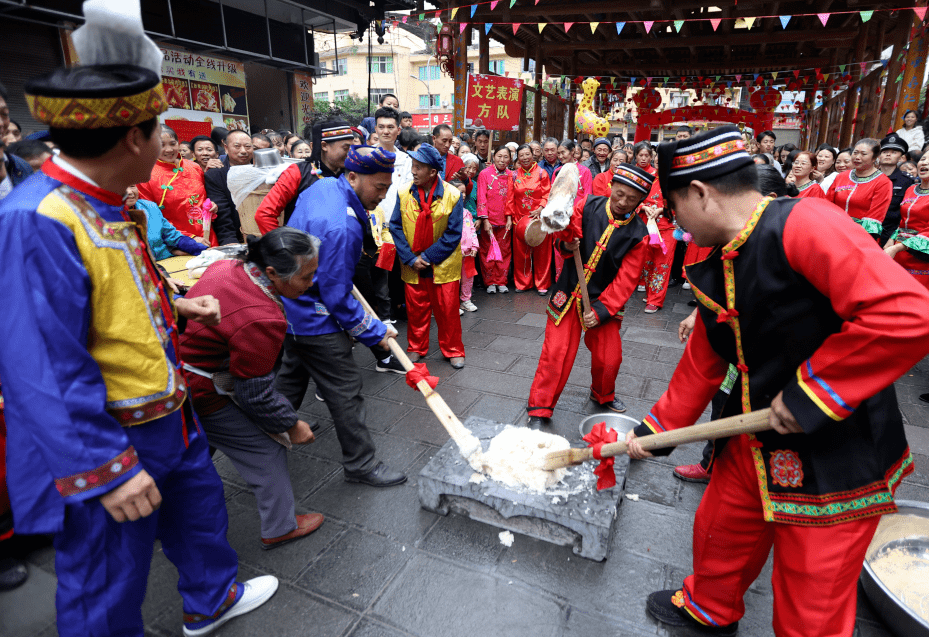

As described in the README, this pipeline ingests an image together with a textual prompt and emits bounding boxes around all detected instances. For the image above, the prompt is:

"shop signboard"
[464,74,524,131]
[159,45,249,134]
[293,72,314,132]
[412,112,452,128]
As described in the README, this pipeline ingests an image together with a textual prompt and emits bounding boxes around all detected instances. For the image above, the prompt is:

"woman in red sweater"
[789,151,826,199]
[506,144,551,293]
[180,228,325,550]
[826,138,893,238]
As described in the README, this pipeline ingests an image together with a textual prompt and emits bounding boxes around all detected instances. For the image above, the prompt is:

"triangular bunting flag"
[735,74,742,82]
[779,15,790,29]
[818,13,829,27]
[451,7,459,19]
[646,77,652,85]
[538,22,545,33]
[644,21,654,33]
[823,74,829,81]
[401,16,407,23]
[512,23,520,35]
[590,22,599,33]
[860,10,873,22]
[839,64,845,73]
[470,5,477,18]
[674,20,684,32]
[744,17,755,29]
[418,13,425,20]
[459,23,467,34]
[564,22,573,32]
[792,70,800,79]
[616,22,625,34]
[664,76,670,84]
[772,72,778,80]
[490,0,499,9]
[710,18,721,31]
[915,7,928,21]
[753,73,759,81]
[535,0,540,4]
[434,11,441,18]
[485,23,493,34]
[510,0,517,7]
[860,62,867,75]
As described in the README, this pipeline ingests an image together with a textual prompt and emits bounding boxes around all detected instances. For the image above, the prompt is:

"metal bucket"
[516,215,547,247]
[860,499,929,636]
[578,413,640,439]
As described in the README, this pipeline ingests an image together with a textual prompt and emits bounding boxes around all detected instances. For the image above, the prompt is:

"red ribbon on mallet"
[582,421,619,490]
[405,362,439,392]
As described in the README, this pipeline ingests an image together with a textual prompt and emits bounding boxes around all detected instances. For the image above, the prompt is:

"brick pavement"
[2,283,927,637]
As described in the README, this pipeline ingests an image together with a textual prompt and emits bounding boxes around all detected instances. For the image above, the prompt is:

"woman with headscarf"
[137,125,219,245]
[506,144,551,293]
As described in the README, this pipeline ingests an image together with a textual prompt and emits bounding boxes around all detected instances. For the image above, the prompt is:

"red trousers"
[527,306,622,418]
[679,434,880,637]
[478,225,512,286]
[638,228,677,307]
[514,232,552,291]
[405,278,465,358]
[895,250,929,290]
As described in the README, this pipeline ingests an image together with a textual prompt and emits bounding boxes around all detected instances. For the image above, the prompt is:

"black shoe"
[595,396,626,413]
[344,461,407,487]
[0,558,28,592]
[919,393,929,404]
[646,590,738,635]
[527,415,551,427]
[668,278,682,287]
[375,356,406,375]
[687,299,698,307]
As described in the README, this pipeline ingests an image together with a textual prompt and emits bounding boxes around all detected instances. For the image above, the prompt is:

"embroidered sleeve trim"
[348,312,375,337]
[900,233,929,256]
[55,447,140,497]
[851,216,883,235]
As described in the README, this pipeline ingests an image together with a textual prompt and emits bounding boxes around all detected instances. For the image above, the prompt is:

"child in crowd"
[452,179,479,313]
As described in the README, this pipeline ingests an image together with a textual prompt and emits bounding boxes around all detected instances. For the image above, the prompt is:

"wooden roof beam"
[583,56,832,74]
[541,27,857,52]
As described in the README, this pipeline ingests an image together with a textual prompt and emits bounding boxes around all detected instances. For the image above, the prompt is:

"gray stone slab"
[417,418,627,561]
[905,424,929,455]
[623,326,686,350]
[516,312,549,328]
[0,563,57,637]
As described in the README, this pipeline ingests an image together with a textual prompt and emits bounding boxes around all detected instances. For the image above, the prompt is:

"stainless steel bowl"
[252,147,283,169]
[578,413,640,439]
[860,500,929,637]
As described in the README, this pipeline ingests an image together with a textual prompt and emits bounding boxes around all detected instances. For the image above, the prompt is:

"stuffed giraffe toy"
[575,77,610,138]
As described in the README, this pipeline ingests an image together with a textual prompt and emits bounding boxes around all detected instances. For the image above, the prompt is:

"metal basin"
[860,500,929,637]
[578,413,640,439]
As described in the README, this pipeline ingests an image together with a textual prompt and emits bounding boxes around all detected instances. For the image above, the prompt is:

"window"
[370,88,395,104]
[334,90,349,102]
[314,91,329,102]
[419,94,440,108]
[368,55,393,73]
[467,62,474,74]
[419,65,441,81]
[489,60,505,75]
[333,58,347,76]
[670,91,689,108]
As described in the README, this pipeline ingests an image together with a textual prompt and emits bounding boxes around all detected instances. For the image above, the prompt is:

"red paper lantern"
[436,24,455,78]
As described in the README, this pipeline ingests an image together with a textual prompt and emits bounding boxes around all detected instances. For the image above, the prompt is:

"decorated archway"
[632,87,780,143]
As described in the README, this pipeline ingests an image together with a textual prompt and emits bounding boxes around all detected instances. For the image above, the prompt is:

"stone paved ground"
[2,283,928,637]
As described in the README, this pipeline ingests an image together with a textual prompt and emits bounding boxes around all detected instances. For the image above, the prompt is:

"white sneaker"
[459,307,464,315]
[682,282,691,290]
[497,285,509,294]
[637,285,646,292]
[461,300,478,312]
[487,285,497,294]
[183,576,279,636]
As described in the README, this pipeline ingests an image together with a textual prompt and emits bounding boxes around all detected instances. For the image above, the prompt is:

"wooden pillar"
[879,19,912,135]
[567,61,578,139]
[533,39,543,141]
[453,25,470,135]
[895,9,929,126]
[839,25,869,149]
[802,78,819,149]
[478,27,489,74]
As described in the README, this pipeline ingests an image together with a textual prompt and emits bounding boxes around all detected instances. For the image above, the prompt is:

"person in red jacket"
[825,137,893,239]
[625,126,929,637]
[254,120,353,234]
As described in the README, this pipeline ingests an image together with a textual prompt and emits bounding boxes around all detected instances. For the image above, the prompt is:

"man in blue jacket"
[275,145,407,487]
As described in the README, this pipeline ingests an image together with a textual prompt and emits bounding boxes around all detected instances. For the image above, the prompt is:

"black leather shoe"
[527,415,551,427]
[687,299,698,307]
[646,590,738,635]
[919,393,929,404]
[0,558,28,592]
[595,396,627,413]
[344,461,407,487]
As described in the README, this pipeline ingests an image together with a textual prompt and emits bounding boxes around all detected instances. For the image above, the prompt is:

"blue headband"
[344,145,396,174]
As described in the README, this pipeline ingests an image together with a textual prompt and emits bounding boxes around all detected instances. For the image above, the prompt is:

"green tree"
[309,93,377,127]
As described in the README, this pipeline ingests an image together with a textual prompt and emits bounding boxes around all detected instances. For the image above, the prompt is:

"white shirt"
[896,126,925,153]
[0,152,12,200]
[52,155,100,187]
[819,170,841,194]
[381,147,412,219]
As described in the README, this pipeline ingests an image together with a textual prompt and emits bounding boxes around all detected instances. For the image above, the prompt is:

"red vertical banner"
[465,74,525,131]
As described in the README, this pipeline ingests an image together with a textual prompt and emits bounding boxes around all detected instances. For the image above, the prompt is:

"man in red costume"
[625,126,929,637]
[526,164,656,426]
[389,143,466,369]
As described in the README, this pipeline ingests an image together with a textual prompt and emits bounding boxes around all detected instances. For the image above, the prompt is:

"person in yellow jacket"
[389,143,466,369]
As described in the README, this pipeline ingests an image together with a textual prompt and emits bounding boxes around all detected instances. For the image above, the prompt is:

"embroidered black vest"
[546,195,647,325]
[685,197,910,525]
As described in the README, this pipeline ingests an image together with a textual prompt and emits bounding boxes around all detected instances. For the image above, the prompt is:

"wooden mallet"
[350,286,485,468]
[542,408,773,471]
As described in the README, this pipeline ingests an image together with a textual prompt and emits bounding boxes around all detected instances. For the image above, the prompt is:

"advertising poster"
[464,74,524,131]
[158,45,250,136]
